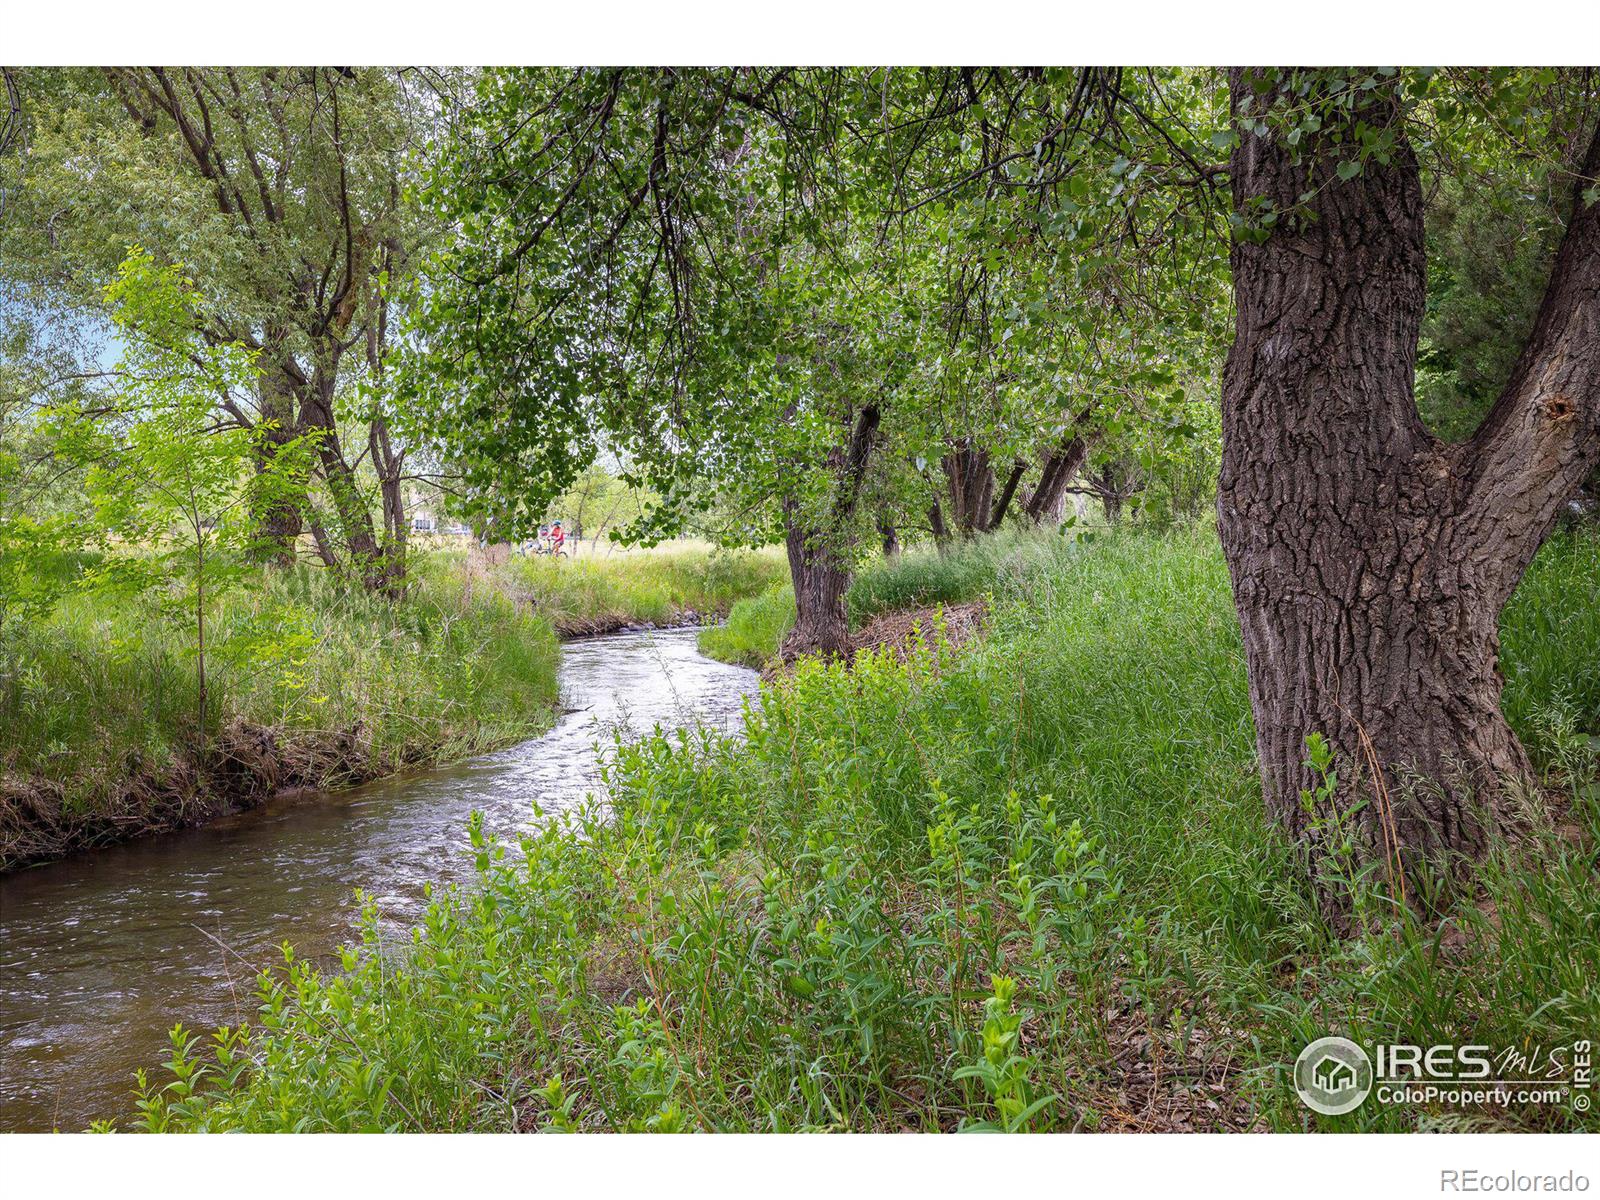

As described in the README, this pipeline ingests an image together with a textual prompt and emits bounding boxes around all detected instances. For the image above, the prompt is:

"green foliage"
[0,512,76,638]
[1,68,461,587]
[114,529,1600,1132]
[53,250,317,735]
[1415,176,1563,442]
[701,525,1201,669]
[403,68,1230,563]
[0,294,104,636]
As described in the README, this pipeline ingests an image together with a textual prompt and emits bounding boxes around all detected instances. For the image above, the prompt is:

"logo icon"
[1295,1036,1373,1115]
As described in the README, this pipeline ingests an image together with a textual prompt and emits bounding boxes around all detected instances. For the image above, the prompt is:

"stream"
[0,626,758,1132]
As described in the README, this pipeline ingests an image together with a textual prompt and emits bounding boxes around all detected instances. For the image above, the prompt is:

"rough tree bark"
[249,351,306,565]
[780,404,881,661]
[1024,430,1091,525]
[941,440,996,536]
[1218,68,1600,882]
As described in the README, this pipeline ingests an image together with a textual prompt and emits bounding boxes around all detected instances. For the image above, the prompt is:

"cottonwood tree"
[405,67,1224,653]
[865,65,1599,883]
[407,65,1598,885]
[1218,67,1600,880]
[403,68,927,657]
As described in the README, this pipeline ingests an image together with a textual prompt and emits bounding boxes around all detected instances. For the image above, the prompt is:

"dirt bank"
[548,607,713,638]
[848,599,988,661]
[2,719,419,873]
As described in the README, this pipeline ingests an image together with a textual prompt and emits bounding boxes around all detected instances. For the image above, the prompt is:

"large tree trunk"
[781,507,856,660]
[1219,69,1600,884]
[253,355,305,565]
[941,440,996,536]
[778,404,881,661]
[1024,432,1090,525]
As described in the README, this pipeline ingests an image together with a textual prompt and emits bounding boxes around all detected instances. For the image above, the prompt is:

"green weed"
[116,527,1600,1133]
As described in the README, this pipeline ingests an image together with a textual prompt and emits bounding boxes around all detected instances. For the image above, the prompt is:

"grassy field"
[117,526,1599,1132]
[497,543,786,636]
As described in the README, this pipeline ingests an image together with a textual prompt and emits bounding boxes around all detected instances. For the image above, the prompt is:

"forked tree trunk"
[1024,430,1090,526]
[1220,69,1600,881]
[1089,463,1136,526]
[942,440,996,536]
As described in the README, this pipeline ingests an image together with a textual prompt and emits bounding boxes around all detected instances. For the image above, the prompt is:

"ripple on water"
[0,626,757,1132]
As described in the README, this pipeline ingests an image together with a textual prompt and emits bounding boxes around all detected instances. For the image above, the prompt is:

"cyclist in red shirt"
[550,521,566,556]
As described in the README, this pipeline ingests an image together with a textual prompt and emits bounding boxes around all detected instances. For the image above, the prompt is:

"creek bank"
[2,610,725,871]
[542,606,715,639]
[0,712,551,873]
[0,625,760,1132]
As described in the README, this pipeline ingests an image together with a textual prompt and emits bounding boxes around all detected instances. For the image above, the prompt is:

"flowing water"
[0,627,757,1132]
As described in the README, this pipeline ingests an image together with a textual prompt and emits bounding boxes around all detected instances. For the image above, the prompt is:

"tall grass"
[846,527,1084,626]
[498,544,787,635]
[701,528,1085,666]
[1499,528,1600,766]
[696,585,796,668]
[116,527,1599,1133]
[1,552,561,823]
